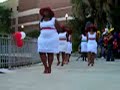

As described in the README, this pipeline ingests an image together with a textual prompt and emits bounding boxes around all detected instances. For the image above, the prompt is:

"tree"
[26,30,40,38]
[71,0,109,29]
[110,1,120,32]
[0,6,12,34]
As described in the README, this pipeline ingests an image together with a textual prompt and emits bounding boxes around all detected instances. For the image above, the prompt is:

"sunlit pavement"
[0,56,120,90]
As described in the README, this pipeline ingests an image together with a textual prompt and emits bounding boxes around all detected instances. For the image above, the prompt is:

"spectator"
[106,30,114,61]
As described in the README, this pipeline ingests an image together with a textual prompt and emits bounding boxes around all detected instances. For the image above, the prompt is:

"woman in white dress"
[87,24,98,66]
[38,7,61,74]
[66,29,72,63]
[57,26,68,66]
[80,31,87,61]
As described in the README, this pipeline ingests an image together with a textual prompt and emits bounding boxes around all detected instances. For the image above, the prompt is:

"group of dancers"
[56,26,72,66]
[80,25,98,66]
[38,7,72,74]
[38,7,99,74]
[80,25,118,66]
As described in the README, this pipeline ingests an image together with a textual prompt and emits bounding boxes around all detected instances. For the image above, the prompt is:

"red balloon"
[13,32,22,41]
[16,39,24,47]
[13,32,24,47]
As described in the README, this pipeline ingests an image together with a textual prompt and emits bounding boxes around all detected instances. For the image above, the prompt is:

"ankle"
[48,67,51,73]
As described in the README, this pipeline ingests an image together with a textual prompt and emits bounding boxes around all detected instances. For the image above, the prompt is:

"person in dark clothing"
[118,32,120,58]
[102,34,108,59]
[106,31,114,61]
[113,38,118,58]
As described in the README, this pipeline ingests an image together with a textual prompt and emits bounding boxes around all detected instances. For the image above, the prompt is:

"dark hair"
[40,15,53,22]
[41,17,44,22]
[82,30,86,36]
[90,27,97,32]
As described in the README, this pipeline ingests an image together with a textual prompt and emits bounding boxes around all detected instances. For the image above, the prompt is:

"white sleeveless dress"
[58,32,67,53]
[66,35,72,54]
[81,34,87,53]
[38,17,59,53]
[87,32,97,54]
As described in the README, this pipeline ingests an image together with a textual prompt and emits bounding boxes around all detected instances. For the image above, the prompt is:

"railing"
[0,34,40,69]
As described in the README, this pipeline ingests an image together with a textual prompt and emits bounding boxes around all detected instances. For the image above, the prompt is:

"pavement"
[0,56,120,90]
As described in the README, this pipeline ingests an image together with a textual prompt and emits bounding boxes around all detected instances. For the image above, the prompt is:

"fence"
[0,34,40,69]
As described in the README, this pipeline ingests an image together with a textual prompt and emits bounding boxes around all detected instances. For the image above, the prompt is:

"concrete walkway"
[0,56,120,90]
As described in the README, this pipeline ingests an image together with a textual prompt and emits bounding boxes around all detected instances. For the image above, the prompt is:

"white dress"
[37,17,59,53]
[87,32,97,54]
[66,35,72,54]
[58,32,67,53]
[81,34,87,53]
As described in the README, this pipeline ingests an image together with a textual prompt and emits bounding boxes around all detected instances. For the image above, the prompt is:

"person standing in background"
[118,32,120,58]
[106,30,114,61]
[101,28,108,59]
[80,31,87,61]
[38,7,61,74]
[113,39,118,58]
[96,30,102,58]
[102,34,108,59]
[66,28,72,63]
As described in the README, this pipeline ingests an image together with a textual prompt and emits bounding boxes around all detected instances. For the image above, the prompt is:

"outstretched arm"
[55,20,62,33]
[39,22,42,31]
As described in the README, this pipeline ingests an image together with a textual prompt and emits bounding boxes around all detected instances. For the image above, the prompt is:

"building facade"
[3,0,72,32]
[1,0,120,32]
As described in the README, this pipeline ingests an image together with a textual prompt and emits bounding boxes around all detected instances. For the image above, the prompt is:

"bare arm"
[108,35,113,41]
[79,35,82,40]
[39,22,42,31]
[87,33,88,41]
[96,33,98,42]
[70,35,72,42]
[55,20,62,33]
[66,33,69,41]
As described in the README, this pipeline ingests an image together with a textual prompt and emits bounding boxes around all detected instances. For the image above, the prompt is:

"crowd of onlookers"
[97,28,120,60]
